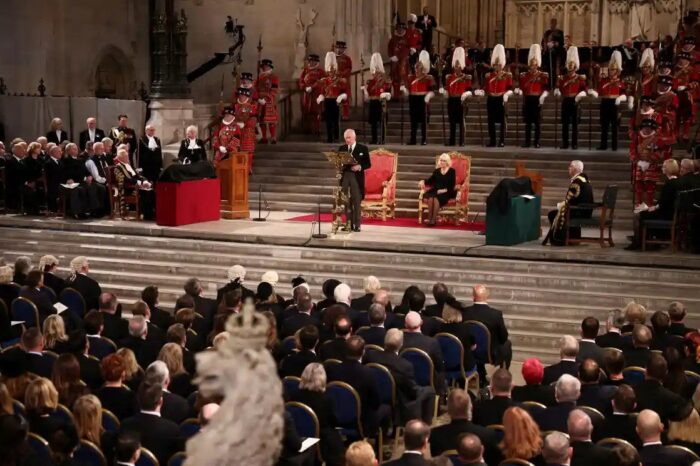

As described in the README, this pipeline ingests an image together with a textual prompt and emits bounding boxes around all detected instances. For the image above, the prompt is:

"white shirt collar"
[562,358,576,362]
[581,339,596,343]
[87,334,101,339]
[140,410,161,417]
[474,301,488,305]
[28,351,43,356]
[404,451,423,456]
[116,463,135,466]
[643,441,662,446]
[187,138,199,149]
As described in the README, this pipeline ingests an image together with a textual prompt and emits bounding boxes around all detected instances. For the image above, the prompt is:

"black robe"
[177,138,207,164]
[545,172,594,246]
[138,136,163,182]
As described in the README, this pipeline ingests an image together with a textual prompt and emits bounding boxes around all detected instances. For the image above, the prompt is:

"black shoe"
[498,142,505,147]
[534,143,541,148]
[596,146,607,151]
[352,226,361,232]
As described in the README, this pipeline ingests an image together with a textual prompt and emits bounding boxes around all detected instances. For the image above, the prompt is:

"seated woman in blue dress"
[419,153,456,226]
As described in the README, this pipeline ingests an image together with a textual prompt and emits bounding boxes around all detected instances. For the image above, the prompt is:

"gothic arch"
[91,45,135,99]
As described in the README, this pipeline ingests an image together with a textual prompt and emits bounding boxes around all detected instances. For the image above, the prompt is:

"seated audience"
[40,255,65,297]
[157,342,195,398]
[345,440,377,466]
[623,324,653,368]
[0,349,37,402]
[279,324,319,378]
[65,256,101,312]
[424,282,451,318]
[51,353,89,409]
[512,357,556,406]
[121,315,161,369]
[217,264,255,304]
[650,310,684,353]
[439,298,476,373]
[543,335,579,386]
[473,368,515,426]
[667,403,700,457]
[84,310,116,360]
[115,347,143,391]
[637,409,697,466]
[350,275,381,312]
[66,329,103,390]
[664,346,694,398]
[385,420,431,466]
[668,301,695,337]
[635,352,688,426]
[143,361,190,424]
[19,270,55,323]
[47,423,80,466]
[534,374,581,433]
[12,256,32,286]
[166,323,196,375]
[25,377,66,440]
[567,409,615,466]
[280,293,318,339]
[455,433,489,466]
[596,309,628,350]
[113,430,142,466]
[95,353,137,420]
[319,315,352,361]
[612,442,642,466]
[403,310,446,394]
[542,431,572,466]
[0,412,36,466]
[462,285,512,370]
[577,359,616,414]
[73,394,111,449]
[593,384,640,447]
[602,348,626,386]
[500,407,544,465]
[577,317,605,366]
[99,292,127,342]
[142,285,175,332]
[19,327,55,378]
[356,303,387,347]
[620,301,647,334]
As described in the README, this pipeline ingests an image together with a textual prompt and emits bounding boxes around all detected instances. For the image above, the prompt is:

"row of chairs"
[2,285,88,331]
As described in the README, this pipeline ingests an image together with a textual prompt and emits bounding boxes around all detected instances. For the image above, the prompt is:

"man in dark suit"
[280,293,318,339]
[462,284,512,369]
[456,433,492,466]
[650,310,684,353]
[17,327,55,378]
[338,128,371,232]
[568,409,616,466]
[634,353,688,426]
[141,285,175,332]
[319,315,351,361]
[43,146,66,213]
[385,420,432,466]
[143,360,190,424]
[166,323,196,375]
[637,408,697,466]
[120,382,185,465]
[4,142,30,212]
[577,317,605,366]
[424,282,450,318]
[543,335,580,386]
[364,328,435,424]
[416,6,438,51]
[542,431,573,466]
[403,311,446,394]
[132,301,166,346]
[65,256,102,312]
[67,329,103,389]
[535,374,580,433]
[120,316,162,369]
[595,309,628,350]
[429,389,503,465]
[472,368,516,426]
[19,270,56,323]
[668,301,696,337]
[84,310,116,360]
[356,303,387,347]
[279,324,319,378]
[138,125,163,183]
[326,336,391,436]
[177,126,207,164]
[577,359,616,414]
[99,292,128,342]
[184,278,216,334]
[78,117,105,151]
[402,287,440,337]
[592,384,640,447]
[623,324,652,368]
[512,357,557,406]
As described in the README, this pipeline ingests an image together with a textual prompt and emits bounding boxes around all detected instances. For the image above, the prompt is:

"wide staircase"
[1,226,698,364]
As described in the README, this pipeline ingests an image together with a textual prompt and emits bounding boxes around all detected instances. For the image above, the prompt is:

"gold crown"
[225,300,269,350]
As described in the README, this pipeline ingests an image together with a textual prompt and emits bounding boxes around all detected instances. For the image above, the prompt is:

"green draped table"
[485,195,541,246]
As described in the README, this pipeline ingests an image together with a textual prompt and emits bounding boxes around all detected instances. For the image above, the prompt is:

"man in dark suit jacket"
[472,368,516,426]
[568,408,616,466]
[78,117,105,151]
[18,270,56,323]
[4,144,30,211]
[67,329,104,389]
[637,408,697,466]
[43,146,67,213]
[65,258,102,312]
[364,328,435,424]
[461,285,512,368]
[402,287,440,337]
[46,123,69,144]
[623,324,653,368]
[668,301,696,337]
[403,311,446,394]
[592,384,640,447]
[416,7,437,50]
[141,286,175,332]
[184,278,216,334]
[424,282,450,318]
[138,126,163,183]
[542,431,573,466]
[350,275,380,311]
[543,335,580,386]
[84,310,116,360]
[356,303,387,347]
[279,324,319,378]
[650,310,685,353]
[98,292,128,342]
[595,309,628,350]
[634,353,688,426]
[429,389,503,465]
[319,315,351,361]
[280,294,319,339]
[16,327,55,378]
[142,360,191,424]
[120,383,185,465]
[385,420,432,466]
[577,317,605,366]
[577,359,616,414]
[121,316,162,369]
[325,335,390,436]
[512,358,557,406]
[338,129,371,231]
[535,374,580,433]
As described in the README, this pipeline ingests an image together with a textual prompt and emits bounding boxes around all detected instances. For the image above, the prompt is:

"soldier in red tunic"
[655,75,679,157]
[406,14,423,72]
[589,50,627,151]
[629,97,663,207]
[673,51,699,142]
[212,106,242,164]
[439,46,472,146]
[475,44,513,147]
[401,50,435,145]
[554,46,588,149]
[317,52,350,143]
[515,44,549,148]
[362,52,392,145]
[638,48,656,98]
[234,87,258,172]
[388,23,410,99]
[254,59,279,144]
[298,54,325,134]
[335,41,353,121]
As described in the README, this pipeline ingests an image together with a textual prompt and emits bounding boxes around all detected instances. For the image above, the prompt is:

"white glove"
[400,85,408,96]
[336,93,347,104]
[316,94,325,105]
[362,87,369,100]
[514,88,522,96]
[460,91,472,102]
[615,95,627,106]
[258,98,266,105]
[503,89,514,104]
[438,87,446,95]
[554,89,562,97]
[637,161,650,172]
[627,96,635,110]
[390,56,398,63]
[539,91,549,106]
[380,92,392,101]
[410,48,417,55]
[219,146,227,154]
[305,86,312,93]
[237,122,245,128]
[588,89,599,98]
[575,91,587,103]
[424,91,435,103]
[556,201,564,210]
[474,89,485,97]
[678,85,687,91]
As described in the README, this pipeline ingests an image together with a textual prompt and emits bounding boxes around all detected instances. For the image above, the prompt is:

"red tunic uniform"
[445,73,472,96]
[298,64,325,131]
[254,72,279,124]
[234,99,258,153]
[639,72,657,98]
[655,91,679,149]
[519,70,549,96]
[318,74,350,99]
[630,116,665,206]
[405,27,422,51]
[336,53,353,120]
[408,73,434,94]
[597,76,625,98]
[674,65,699,134]
[388,34,410,98]
[367,74,392,98]
[558,72,587,96]
[483,71,513,95]
[212,119,241,163]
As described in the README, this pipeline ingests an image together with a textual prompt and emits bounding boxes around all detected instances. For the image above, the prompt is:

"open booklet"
[53,302,68,314]
[299,437,320,453]
[60,182,80,189]
[634,202,650,214]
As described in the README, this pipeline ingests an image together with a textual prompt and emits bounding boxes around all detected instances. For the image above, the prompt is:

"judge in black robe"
[44,147,66,213]
[177,126,207,164]
[78,118,105,151]
[4,146,30,212]
[61,147,91,217]
[21,149,46,215]
[544,162,594,246]
[138,127,163,183]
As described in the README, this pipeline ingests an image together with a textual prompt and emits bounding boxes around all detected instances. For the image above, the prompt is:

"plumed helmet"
[640,48,655,69]
[408,13,417,23]
[566,46,580,70]
[528,44,542,67]
[370,52,385,74]
[325,51,337,72]
[609,50,622,71]
[452,46,466,70]
[418,50,431,72]
[491,44,506,67]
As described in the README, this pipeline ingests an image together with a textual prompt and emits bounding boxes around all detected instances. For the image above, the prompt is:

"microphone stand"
[311,197,327,238]
[252,184,266,221]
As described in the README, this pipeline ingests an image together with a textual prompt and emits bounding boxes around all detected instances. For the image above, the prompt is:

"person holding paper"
[338,128,371,232]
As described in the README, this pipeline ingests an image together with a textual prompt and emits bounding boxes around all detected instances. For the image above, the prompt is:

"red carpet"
[286,213,485,232]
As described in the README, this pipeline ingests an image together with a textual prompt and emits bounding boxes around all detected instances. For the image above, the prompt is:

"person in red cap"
[234,87,258,172]
[211,106,242,164]
[298,53,326,134]
[388,23,410,99]
[254,59,279,144]
[335,41,353,120]
[512,357,556,406]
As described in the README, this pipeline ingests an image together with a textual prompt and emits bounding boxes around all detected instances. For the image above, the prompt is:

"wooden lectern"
[216,152,249,219]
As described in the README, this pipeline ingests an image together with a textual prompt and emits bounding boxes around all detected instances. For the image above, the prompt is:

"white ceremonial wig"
[325,51,337,73]
[418,50,431,72]
[491,44,506,67]
[528,44,542,67]
[186,125,198,136]
[452,47,466,70]
[566,46,580,70]
[227,264,246,282]
[609,50,622,71]
[640,48,655,69]
[39,255,59,271]
[370,52,385,74]
[261,270,279,286]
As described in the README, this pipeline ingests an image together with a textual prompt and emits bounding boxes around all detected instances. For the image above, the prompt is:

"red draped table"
[155,178,221,226]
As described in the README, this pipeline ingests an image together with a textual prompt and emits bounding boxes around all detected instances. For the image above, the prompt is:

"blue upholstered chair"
[10,297,39,328]
[179,418,201,438]
[436,332,479,390]
[326,381,364,440]
[60,287,86,318]
[282,376,301,399]
[101,409,120,432]
[622,366,646,385]
[75,439,107,466]
[400,347,434,388]
[465,320,492,365]
[136,447,160,466]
